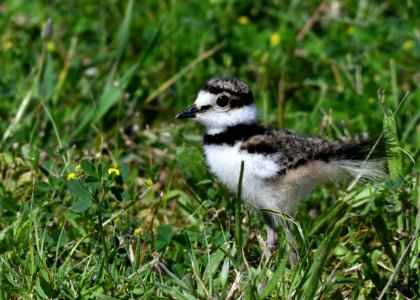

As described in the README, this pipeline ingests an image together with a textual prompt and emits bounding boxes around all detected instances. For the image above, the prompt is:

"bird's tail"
[323,134,390,181]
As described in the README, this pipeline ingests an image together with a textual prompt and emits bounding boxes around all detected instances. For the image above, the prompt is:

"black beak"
[175,104,200,119]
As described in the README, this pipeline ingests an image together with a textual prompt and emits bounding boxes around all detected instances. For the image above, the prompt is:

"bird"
[176,76,388,261]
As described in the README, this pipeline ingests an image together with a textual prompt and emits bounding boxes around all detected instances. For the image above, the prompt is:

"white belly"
[203,143,282,210]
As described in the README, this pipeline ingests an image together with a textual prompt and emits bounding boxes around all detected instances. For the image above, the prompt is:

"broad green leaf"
[85,176,101,192]
[68,180,92,213]
[71,198,92,213]
[155,225,173,250]
[81,159,96,177]
[85,176,100,183]
[203,247,226,279]
[119,164,129,181]
[97,163,108,178]
[36,181,50,192]
[67,180,90,200]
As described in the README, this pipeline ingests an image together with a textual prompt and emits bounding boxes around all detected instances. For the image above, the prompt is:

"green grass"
[0,0,419,298]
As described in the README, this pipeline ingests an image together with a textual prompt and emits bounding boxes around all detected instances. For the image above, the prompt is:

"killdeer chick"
[176,77,387,260]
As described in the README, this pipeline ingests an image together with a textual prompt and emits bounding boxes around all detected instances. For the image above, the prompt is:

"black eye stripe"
[229,99,240,108]
[200,105,211,111]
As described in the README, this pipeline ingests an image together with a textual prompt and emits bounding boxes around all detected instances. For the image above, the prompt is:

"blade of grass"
[300,223,342,299]
[156,283,197,300]
[157,262,206,300]
[220,255,232,299]
[258,254,289,299]
[102,186,152,226]
[2,32,47,143]
[41,102,68,166]
[235,161,245,264]
[371,214,397,266]
[1,87,34,143]
[52,37,77,106]
[73,0,134,137]
[377,235,417,300]
[379,89,402,180]
[390,59,399,109]
[379,89,406,256]
[115,0,134,63]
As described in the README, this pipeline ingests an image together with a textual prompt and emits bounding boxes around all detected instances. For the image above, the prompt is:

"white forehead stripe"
[196,103,259,131]
[195,91,214,108]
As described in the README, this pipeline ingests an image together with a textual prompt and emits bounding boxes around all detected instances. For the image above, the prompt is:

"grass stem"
[235,161,245,263]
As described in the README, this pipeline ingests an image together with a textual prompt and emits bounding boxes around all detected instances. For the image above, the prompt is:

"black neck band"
[204,124,265,146]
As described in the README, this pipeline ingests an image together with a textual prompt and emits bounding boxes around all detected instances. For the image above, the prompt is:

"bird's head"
[176,77,258,134]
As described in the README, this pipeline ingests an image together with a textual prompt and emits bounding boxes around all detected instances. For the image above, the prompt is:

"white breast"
[203,143,282,210]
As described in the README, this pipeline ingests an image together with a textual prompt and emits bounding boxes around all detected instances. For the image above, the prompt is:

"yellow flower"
[402,39,414,51]
[47,41,56,52]
[108,167,120,176]
[67,172,75,180]
[270,32,281,47]
[134,227,142,235]
[2,40,13,50]
[238,16,249,25]
[75,164,82,173]
[145,178,153,186]
[346,26,355,35]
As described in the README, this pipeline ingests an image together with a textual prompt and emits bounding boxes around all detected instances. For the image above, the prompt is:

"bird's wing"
[241,129,388,179]
[240,129,328,175]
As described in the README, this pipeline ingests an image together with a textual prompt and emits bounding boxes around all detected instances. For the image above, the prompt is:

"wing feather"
[240,129,387,179]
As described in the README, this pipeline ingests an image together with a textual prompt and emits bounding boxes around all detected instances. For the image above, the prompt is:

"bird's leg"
[263,211,299,266]
[266,221,279,252]
[261,212,279,261]
[278,216,299,266]
[257,212,279,293]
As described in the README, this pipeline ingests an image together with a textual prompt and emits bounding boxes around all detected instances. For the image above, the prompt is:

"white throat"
[205,128,222,135]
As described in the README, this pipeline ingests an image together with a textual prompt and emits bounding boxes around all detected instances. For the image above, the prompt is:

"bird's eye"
[216,95,229,107]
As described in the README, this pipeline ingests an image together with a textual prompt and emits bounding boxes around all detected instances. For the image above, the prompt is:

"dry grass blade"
[2,88,34,143]
[144,42,226,104]
[296,0,329,41]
